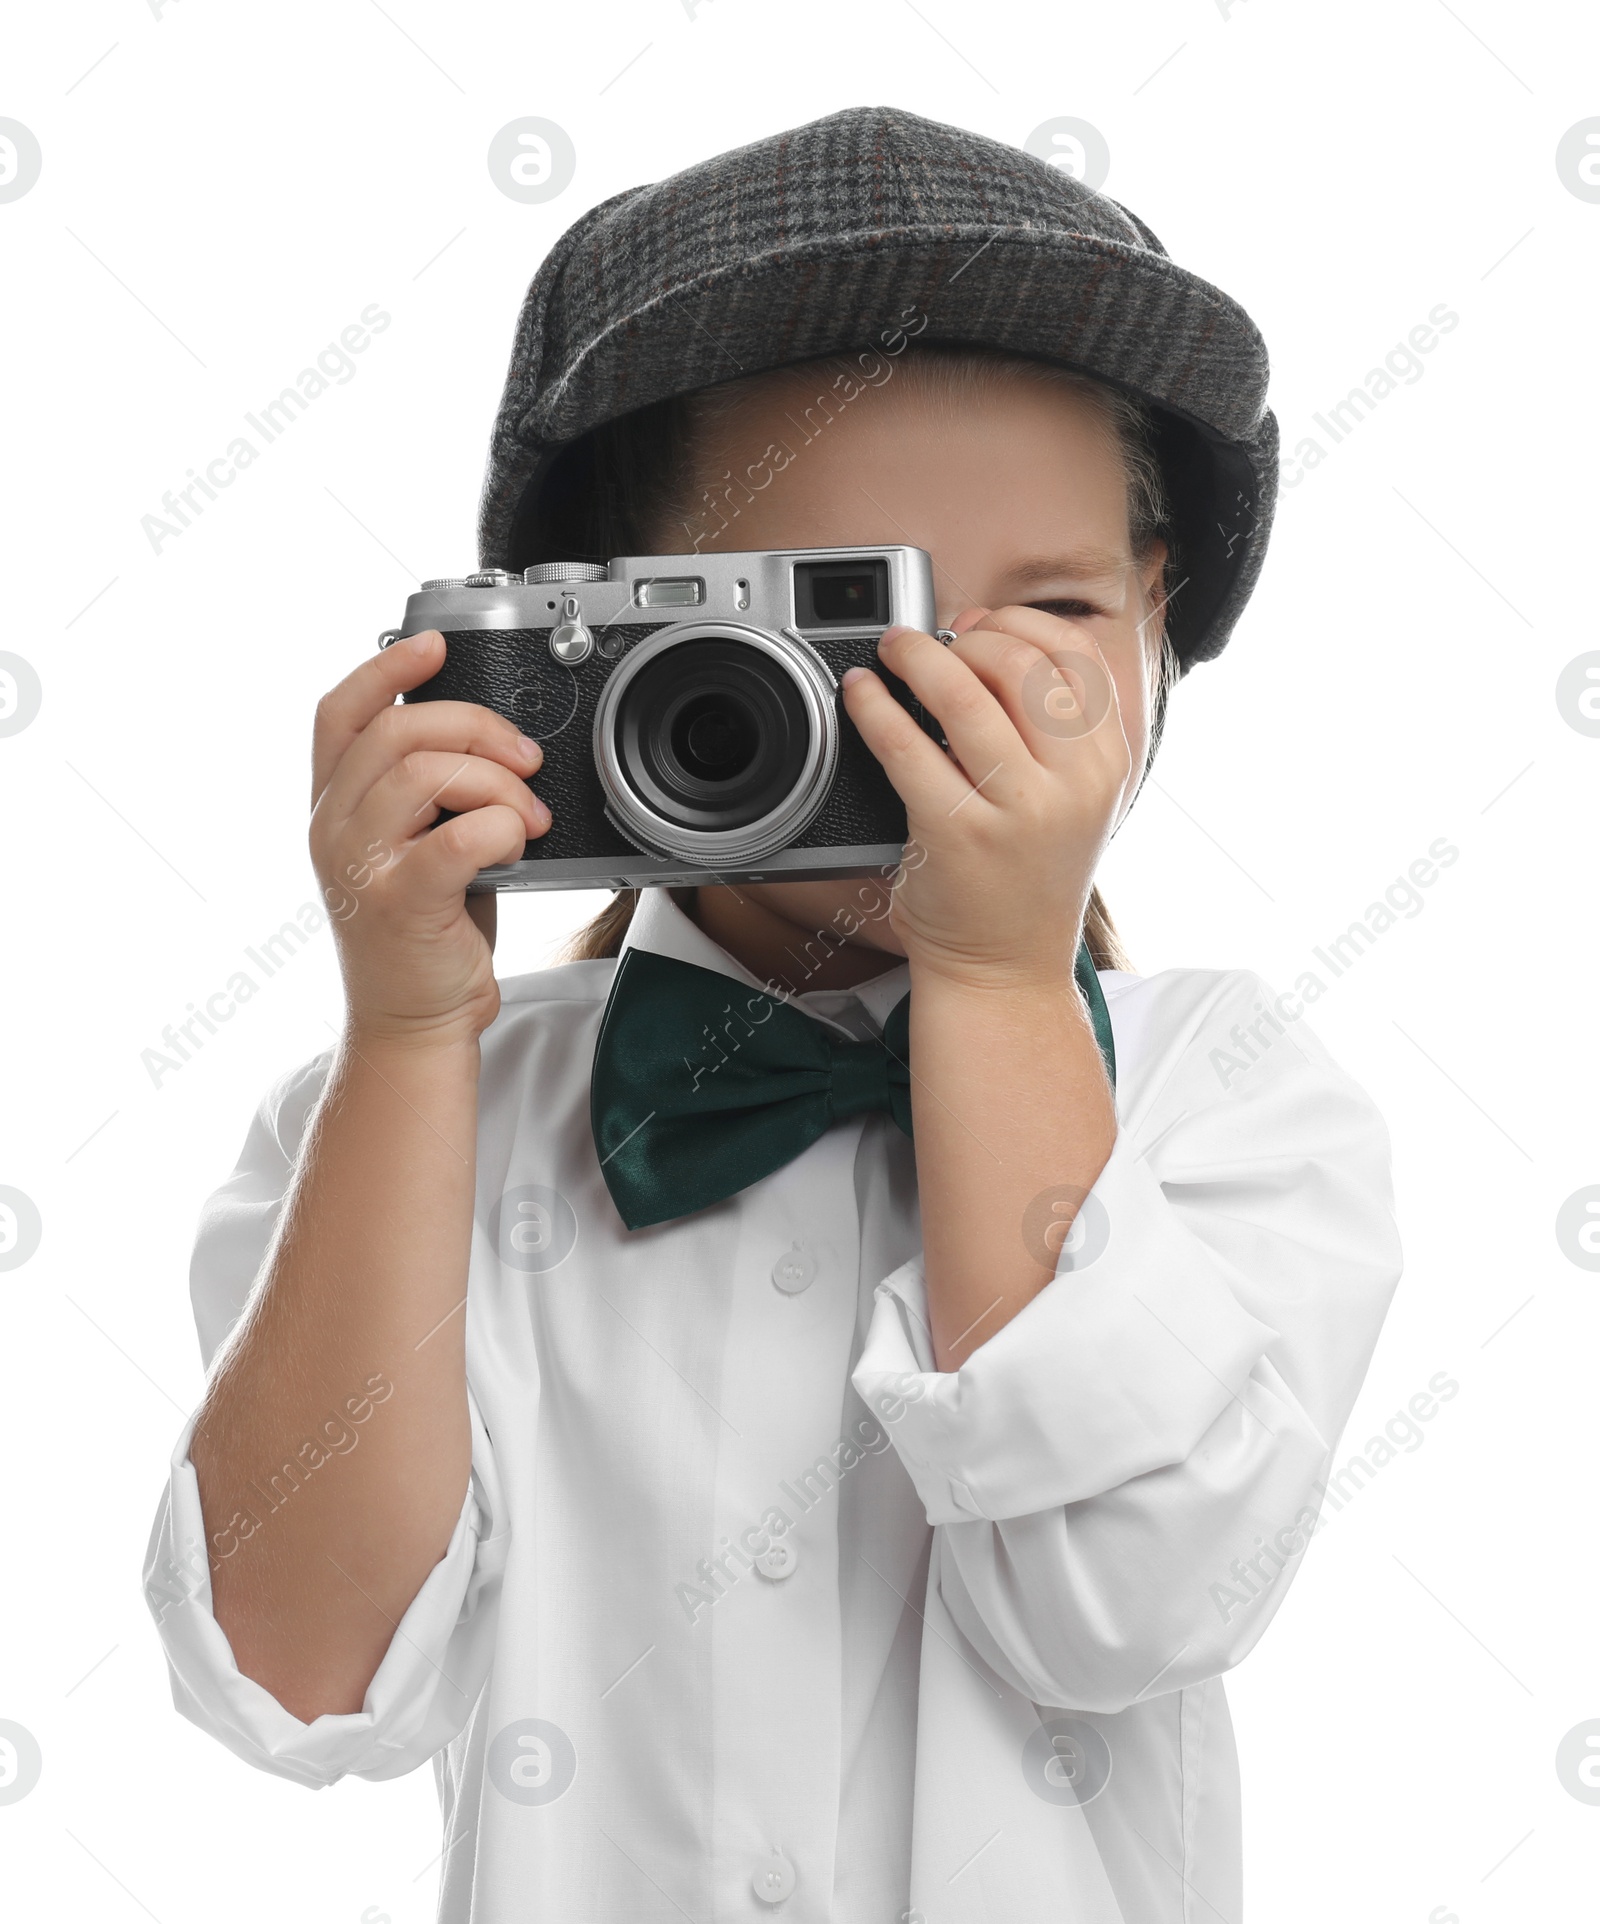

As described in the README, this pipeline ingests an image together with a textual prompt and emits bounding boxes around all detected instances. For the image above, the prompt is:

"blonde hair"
[542,345,1180,971]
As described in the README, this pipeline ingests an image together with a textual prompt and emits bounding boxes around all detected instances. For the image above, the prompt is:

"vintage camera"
[385,546,943,891]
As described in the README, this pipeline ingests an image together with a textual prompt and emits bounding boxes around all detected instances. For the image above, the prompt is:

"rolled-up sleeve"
[851,969,1402,1714]
[142,1055,509,1787]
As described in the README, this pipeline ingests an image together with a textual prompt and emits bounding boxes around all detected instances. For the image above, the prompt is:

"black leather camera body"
[388,546,942,892]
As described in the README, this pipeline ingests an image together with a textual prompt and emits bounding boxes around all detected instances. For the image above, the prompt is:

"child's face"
[665,362,1167,962]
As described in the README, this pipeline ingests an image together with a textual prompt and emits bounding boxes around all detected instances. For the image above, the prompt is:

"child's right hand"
[309,630,548,1047]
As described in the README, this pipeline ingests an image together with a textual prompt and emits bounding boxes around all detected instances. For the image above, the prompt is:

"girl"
[146,107,1401,1922]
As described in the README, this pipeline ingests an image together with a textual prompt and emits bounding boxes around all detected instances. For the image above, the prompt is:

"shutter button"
[771,1244,816,1294]
[548,593,594,664]
[755,1540,798,1581]
[751,1848,797,1905]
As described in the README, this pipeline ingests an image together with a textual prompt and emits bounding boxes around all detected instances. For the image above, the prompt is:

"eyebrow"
[1007,548,1133,586]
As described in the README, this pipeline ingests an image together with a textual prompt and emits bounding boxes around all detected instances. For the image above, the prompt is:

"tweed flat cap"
[476,105,1277,672]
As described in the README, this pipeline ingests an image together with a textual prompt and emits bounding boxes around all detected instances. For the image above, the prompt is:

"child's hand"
[841,606,1134,989]
[309,631,549,1046]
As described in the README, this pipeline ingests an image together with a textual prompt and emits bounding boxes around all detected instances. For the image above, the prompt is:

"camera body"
[390,546,941,892]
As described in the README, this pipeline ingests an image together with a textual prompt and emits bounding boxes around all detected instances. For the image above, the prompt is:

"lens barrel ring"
[593,621,840,865]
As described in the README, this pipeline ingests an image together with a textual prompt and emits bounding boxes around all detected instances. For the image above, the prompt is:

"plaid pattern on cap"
[476,105,1277,670]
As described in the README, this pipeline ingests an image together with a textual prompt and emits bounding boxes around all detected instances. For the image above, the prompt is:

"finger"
[946,605,993,636]
[314,632,455,805]
[389,804,532,910]
[963,603,1089,649]
[875,624,1032,805]
[944,627,1112,766]
[320,697,541,828]
[840,667,975,817]
[959,605,1127,760]
[342,751,549,855]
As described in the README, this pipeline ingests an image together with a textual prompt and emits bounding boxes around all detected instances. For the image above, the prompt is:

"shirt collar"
[618,888,911,1036]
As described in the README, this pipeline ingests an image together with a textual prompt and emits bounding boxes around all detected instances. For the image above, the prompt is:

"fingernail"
[405,630,437,654]
[842,666,869,685]
[529,798,551,829]
[518,735,540,762]
[878,625,909,646]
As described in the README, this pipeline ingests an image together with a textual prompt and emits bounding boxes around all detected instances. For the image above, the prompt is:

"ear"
[1135,538,1172,666]
[466,892,498,952]
[1137,536,1169,609]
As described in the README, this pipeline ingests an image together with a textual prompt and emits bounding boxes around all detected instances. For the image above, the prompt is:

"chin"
[746,878,908,955]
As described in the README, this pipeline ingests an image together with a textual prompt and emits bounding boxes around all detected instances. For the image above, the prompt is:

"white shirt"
[144,887,1402,1922]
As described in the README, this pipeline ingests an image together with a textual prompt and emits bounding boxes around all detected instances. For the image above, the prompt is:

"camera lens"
[612,635,811,833]
[593,622,840,865]
[672,692,760,782]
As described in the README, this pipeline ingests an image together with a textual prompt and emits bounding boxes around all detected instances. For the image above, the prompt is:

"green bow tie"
[590,941,1116,1231]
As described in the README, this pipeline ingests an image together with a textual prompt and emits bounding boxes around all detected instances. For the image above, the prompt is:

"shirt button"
[751,1850,797,1905]
[771,1244,816,1294]
[755,1540,798,1581]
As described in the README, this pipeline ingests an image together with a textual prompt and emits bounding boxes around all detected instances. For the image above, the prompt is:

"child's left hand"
[841,605,1135,988]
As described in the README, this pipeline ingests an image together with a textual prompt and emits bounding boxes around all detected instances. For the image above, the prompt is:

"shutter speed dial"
[526,562,609,583]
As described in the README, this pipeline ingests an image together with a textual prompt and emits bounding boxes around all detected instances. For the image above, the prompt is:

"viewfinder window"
[793,559,889,627]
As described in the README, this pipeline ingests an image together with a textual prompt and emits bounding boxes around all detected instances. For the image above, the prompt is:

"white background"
[1,2,1593,1919]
